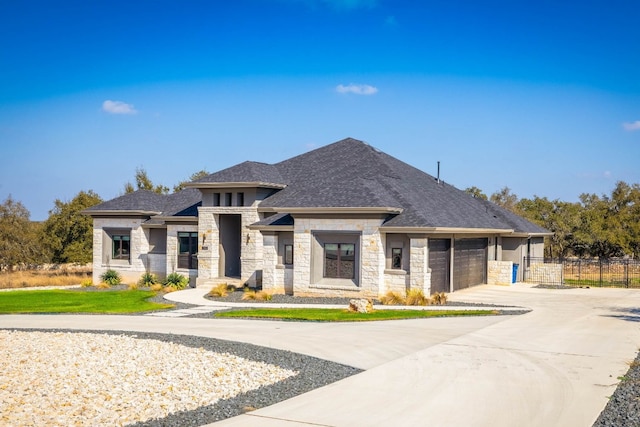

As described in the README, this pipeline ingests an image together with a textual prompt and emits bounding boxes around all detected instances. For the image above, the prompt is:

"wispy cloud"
[336,83,378,95]
[623,120,640,131]
[102,100,137,115]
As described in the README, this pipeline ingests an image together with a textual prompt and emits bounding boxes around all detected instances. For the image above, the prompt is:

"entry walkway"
[3,284,640,426]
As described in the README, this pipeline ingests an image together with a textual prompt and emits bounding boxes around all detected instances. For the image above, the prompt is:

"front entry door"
[219,214,241,277]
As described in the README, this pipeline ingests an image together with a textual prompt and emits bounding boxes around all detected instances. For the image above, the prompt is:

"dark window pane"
[112,234,130,260]
[324,243,355,279]
[392,248,402,269]
[178,232,198,269]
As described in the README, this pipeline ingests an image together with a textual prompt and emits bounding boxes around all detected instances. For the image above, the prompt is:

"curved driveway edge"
[2,284,640,426]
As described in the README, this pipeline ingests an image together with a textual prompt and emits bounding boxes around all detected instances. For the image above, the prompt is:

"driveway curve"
[2,283,640,426]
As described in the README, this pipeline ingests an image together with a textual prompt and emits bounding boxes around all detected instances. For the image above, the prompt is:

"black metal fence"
[523,257,640,288]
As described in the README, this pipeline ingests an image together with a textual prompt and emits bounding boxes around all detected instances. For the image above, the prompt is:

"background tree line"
[1,169,638,269]
[465,181,640,259]
[0,168,207,270]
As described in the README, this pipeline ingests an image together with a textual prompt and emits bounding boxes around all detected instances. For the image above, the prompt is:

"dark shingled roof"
[85,188,202,219]
[195,161,285,185]
[88,138,549,235]
[84,190,167,213]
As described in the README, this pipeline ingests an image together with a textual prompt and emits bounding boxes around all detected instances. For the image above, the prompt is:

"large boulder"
[348,298,373,313]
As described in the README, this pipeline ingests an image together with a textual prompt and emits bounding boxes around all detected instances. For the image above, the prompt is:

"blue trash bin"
[512,263,519,283]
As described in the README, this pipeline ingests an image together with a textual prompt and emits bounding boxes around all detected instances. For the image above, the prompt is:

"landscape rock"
[348,298,373,313]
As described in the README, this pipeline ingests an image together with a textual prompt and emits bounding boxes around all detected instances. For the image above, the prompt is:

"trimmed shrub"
[163,272,189,290]
[100,269,121,286]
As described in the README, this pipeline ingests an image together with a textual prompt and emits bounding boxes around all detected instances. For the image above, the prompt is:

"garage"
[428,239,451,294]
[453,238,488,291]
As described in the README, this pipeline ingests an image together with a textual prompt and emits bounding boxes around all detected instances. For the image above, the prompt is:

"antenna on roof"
[436,161,441,184]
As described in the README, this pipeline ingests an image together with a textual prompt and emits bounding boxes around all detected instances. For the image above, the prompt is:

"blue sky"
[1,0,638,220]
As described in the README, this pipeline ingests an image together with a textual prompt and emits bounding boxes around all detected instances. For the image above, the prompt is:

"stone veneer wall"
[487,260,513,286]
[383,270,409,294]
[409,237,431,294]
[92,217,149,285]
[196,206,262,287]
[526,263,563,285]
[166,224,198,286]
[293,217,385,298]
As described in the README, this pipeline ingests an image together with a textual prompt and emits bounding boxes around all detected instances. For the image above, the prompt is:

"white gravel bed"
[0,330,297,426]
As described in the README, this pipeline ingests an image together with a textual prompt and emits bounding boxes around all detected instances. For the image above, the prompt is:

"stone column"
[196,207,219,286]
[409,236,430,294]
[261,232,282,293]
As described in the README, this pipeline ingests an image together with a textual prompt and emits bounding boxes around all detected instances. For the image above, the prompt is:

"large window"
[178,232,198,269]
[324,243,355,279]
[112,235,130,260]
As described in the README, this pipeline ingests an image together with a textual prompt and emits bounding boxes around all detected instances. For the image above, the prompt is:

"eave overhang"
[249,225,295,232]
[81,209,161,217]
[184,182,286,190]
[380,226,514,234]
[258,206,403,215]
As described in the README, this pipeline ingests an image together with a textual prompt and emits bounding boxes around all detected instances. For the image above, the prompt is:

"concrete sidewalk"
[2,284,640,426]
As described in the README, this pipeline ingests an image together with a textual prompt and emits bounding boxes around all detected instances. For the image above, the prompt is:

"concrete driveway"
[2,283,640,426]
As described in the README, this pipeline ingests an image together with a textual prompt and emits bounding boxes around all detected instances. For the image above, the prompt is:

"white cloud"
[102,100,137,115]
[623,120,640,131]
[336,83,378,95]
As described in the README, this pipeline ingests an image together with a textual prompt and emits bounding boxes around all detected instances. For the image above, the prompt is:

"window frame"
[283,243,294,265]
[323,243,356,279]
[177,231,198,270]
[111,234,131,261]
[391,247,403,269]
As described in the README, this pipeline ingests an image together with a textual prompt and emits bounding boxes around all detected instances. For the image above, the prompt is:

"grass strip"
[215,308,499,322]
[0,290,174,314]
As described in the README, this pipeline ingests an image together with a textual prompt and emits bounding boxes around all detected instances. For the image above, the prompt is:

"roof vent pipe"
[437,161,440,184]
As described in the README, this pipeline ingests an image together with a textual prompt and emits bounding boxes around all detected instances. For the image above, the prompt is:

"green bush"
[100,269,121,286]
[163,272,189,290]
[138,272,158,287]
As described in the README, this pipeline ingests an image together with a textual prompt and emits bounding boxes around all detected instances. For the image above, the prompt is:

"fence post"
[599,259,603,287]
[625,259,629,288]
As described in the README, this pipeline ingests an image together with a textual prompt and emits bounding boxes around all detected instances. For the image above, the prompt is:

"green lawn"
[0,289,174,314]
[214,307,499,321]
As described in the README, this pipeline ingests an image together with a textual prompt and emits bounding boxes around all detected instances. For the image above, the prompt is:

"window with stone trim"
[112,234,130,261]
[178,232,198,269]
[324,243,355,279]
[284,244,293,265]
[391,247,403,269]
